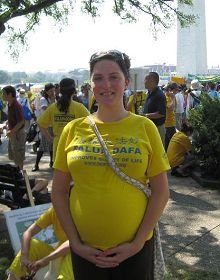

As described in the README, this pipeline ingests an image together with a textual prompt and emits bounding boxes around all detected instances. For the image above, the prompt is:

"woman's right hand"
[72,242,118,267]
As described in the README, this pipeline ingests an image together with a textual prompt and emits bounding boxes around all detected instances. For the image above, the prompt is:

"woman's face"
[47,88,55,99]
[90,59,129,107]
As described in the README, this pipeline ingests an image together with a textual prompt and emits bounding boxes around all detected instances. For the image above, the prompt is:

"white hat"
[20,89,25,94]
[191,79,202,90]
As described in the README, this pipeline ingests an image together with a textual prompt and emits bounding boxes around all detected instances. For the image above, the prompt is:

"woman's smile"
[100,92,115,96]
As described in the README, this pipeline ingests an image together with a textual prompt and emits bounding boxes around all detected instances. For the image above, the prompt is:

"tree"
[0,0,196,58]
[188,95,220,179]
[10,71,28,83]
[68,69,89,85]
[0,70,10,84]
[27,71,47,83]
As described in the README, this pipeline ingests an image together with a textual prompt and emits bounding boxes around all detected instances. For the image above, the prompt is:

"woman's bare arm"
[20,223,42,268]
[51,170,81,249]
[133,172,169,248]
[29,240,70,272]
[38,125,53,143]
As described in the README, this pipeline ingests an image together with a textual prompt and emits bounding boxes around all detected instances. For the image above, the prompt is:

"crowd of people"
[0,50,220,279]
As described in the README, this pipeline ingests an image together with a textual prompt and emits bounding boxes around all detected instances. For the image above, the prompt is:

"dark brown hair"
[89,50,131,80]
[57,78,76,114]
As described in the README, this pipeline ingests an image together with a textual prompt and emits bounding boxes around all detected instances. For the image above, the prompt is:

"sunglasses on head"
[89,50,125,63]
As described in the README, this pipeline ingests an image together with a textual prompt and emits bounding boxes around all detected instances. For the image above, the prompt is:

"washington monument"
[176,0,207,76]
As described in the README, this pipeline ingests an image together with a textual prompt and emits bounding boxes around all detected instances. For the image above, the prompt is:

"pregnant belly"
[70,192,147,250]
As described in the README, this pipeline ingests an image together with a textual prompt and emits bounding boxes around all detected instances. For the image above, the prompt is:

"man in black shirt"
[143,72,166,146]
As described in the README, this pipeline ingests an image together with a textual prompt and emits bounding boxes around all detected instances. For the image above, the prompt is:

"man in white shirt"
[175,86,185,130]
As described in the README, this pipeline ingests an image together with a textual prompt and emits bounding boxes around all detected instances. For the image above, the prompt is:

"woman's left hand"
[95,242,143,268]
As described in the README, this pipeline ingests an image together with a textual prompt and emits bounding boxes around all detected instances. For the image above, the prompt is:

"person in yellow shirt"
[52,50,170,280]
[88,91,98,113]
[6,207,74,280]
[167,123,195,177]
[37,78,89,162]
[165,83,178,151]
[126,90,147,115]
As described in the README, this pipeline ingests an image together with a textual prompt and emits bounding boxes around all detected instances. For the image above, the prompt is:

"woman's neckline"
[92,111,130,123]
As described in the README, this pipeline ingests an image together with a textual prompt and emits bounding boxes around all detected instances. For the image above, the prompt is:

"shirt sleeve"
[16,103,25,123]
[182,137,192,152]
[40,97,48,109]
[75,103,90,118]
[53,122,72,172]
[37,105,52,128]
[157,93,166,116]
[35,207,53,229]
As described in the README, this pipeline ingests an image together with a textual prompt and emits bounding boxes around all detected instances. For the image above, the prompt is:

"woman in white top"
[32,83,55,171]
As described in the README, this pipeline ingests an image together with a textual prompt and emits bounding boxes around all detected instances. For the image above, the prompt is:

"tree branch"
[1,0,63,23]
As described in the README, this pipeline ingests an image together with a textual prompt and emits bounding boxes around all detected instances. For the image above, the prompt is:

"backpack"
[22,99,32,121]
[0,99,3,111]
[190,91,201,108]
[26,122,38,143]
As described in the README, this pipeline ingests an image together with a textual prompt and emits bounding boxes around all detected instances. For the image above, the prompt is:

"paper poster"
[4,203,57,254]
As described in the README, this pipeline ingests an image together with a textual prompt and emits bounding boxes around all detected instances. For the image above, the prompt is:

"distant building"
[129,64,176,91]
[208,67,220,75]
[130,67,149,91]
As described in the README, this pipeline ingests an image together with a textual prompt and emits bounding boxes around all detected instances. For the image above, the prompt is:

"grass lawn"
[0,231,14,280]
[165,264,220,280]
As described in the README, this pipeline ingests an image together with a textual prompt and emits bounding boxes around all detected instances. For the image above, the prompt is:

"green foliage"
[0,232,14,280]
[0,70,10,84]
[165,265,220,280]
[11,71,28,83]
[188,94,220,179]
[0,68,90,85]
[81,0,196,30]
[0,0,196,58]
[1,0,73,59]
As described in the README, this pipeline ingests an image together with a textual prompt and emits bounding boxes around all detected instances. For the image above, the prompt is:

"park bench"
[0,164,50,210]
[0,164,29,209]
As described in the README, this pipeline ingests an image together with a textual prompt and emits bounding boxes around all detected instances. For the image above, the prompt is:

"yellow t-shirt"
[38,101,89,159]
[167,131,192,168]
[54,112,170,250]
[165,95,176,127]
[127,92,147,114]
[36,207,67,245]
[88,93,96,111]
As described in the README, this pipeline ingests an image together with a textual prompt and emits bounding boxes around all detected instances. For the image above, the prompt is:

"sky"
[0,0,220,73]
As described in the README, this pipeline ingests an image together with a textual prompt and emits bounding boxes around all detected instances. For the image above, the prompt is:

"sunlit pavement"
[0,135,53,187]
[0,136,220,274]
